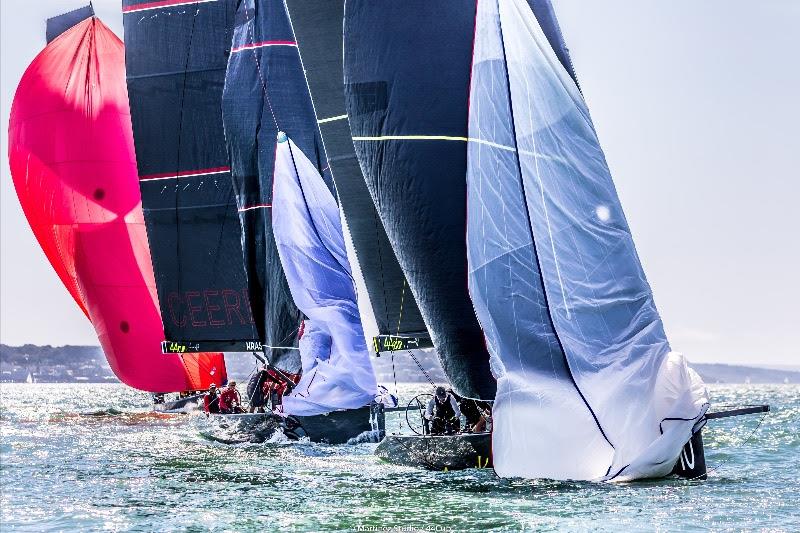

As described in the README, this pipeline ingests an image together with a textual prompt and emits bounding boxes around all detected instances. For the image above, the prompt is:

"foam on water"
[1,383,798,531]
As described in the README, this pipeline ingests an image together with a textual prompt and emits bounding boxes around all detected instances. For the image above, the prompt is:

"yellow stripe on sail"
[351,134,519,154]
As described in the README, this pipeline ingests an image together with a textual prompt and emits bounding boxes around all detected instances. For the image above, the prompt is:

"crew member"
[218,381,244,414]
[261,368,300,409]
[456,396,493,433]
[203,384,220,414]
[425,386,462,435]
[247,366,268,413]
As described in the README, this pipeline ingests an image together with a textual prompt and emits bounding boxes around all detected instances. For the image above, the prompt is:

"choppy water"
[0,383,797,532]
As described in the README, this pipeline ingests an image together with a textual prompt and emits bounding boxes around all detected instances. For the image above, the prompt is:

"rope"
[396,279,406,336]
[390,352,403,430]
[406,350,436,389]
[243,2,278,130]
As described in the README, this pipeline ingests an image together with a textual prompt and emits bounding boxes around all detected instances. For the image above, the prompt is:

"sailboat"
[8,5,226,397]
[293,0,768,479]
[121,0,386,443]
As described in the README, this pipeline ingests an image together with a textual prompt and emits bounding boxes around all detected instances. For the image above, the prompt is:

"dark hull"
[153,393,204,413]
[206,404,384,445]
[671,430,707,480]
[376,433,492,471]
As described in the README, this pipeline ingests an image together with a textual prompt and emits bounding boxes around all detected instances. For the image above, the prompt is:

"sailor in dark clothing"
[454,395,493,433]
[203,384,220,414]
[247,366,268,413]
[424,386,462,435]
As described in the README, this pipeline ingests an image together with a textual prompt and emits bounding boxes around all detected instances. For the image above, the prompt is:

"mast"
[282,0,429,353]
[123,0,260,353]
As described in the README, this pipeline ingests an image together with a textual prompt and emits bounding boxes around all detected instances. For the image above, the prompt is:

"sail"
[8,14,225,392]
[123,0,260,352]
[221,0,330,373]
[341,0,494,399]
[282,0,428,348]
[465,0,708,480]
[274,136,377,415]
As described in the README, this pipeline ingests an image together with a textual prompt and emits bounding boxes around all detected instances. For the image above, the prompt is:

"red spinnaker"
[8,17,226,392]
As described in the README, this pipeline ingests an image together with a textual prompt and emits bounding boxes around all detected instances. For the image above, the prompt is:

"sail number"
[373,335,421,353]
[161,341,198,354]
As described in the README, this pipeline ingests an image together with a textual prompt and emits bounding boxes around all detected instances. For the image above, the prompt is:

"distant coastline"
[1,343,798,384]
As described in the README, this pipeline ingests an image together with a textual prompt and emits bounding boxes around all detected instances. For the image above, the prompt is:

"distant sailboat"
[25,372,34,384]
[8,6,226,394]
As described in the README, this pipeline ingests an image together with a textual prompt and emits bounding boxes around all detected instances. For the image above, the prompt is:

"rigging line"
[390,352,403,428]
[406,350,436,388]
[494,0,613,450]
[243,1,278,130]
[395,279,406,336]
[370,202,392,334]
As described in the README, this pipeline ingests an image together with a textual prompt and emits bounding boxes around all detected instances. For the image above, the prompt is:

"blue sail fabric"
[466,0,708,480]
[274,136,377,416]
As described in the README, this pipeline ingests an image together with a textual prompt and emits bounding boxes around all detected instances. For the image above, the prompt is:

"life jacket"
[204,391,220,413]
[262,369,301,401]
[433,395,456,419]
[218,387,240,411]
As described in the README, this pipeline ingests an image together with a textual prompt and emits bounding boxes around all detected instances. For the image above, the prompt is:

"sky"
[1,0,798,366]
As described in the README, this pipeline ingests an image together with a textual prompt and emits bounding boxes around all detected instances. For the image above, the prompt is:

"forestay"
[466,0,708,480]
[274,136,378,416]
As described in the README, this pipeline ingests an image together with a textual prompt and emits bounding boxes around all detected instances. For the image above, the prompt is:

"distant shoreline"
[1,343,798,385]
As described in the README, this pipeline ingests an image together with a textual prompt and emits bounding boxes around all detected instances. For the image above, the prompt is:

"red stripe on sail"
[123,0,216,14]
[139,166,230,181]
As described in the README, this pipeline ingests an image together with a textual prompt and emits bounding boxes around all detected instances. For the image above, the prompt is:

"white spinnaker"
[466,0,708,480]
[273,135,377,416]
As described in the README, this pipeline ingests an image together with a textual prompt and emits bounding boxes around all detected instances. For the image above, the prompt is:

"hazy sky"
[1,1,798,366]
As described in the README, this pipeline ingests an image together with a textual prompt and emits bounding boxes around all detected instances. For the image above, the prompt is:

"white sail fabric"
[466,0,708,480]
[273,135,377,416]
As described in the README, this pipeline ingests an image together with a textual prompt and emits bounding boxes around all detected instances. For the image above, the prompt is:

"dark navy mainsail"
[283,0,428,348]
[123,0,259,351]
[343,0,494,399]
[46,4,94,43]
[222,0,330,372]
[340,0,586,401]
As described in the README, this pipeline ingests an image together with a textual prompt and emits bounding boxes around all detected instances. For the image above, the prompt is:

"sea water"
[0,383,797,532]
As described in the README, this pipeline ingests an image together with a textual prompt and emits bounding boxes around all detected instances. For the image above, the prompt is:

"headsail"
[123,0,260,353]
[8,12,225,392]
[282,0,428,351]
[465,0,708,480]
[274,135,378,415]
